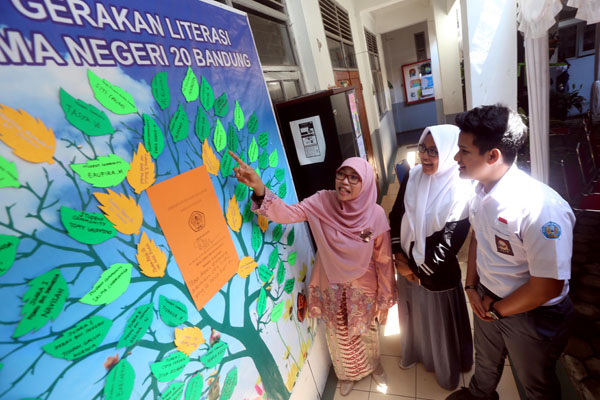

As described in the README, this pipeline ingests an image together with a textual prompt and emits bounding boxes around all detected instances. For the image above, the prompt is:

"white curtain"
[516,0,600,183]
[524,36,550,183]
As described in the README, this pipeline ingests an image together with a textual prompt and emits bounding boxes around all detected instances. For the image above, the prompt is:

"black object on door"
[275,86,367,201]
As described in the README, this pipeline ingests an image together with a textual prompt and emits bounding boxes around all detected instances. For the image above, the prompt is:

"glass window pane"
[327,37,345,68]
[582,23,596,53]
[282,80,299,99]
[267,81,285,103]
[558,25,577,59]
[247,12,296,66]
[343,43,357,68]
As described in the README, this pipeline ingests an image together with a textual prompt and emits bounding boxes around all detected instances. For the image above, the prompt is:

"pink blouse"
[252,189,397,336]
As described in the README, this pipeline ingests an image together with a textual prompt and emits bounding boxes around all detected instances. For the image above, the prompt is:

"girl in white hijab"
[389,125,474,390]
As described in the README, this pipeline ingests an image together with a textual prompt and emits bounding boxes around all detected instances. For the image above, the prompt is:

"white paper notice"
[289,116,326,166]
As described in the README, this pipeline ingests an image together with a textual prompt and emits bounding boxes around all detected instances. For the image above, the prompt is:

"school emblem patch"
[541,221,561,239]
[495,235,514,256]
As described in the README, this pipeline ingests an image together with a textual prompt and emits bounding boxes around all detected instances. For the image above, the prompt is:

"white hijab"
[400,125,473,266]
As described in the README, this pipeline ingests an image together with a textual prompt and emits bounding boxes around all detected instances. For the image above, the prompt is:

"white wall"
[460,0,517,109]
[382,22,430,104]
[287,0,335,91]
[431,0,464,115]
[371,1,432,35]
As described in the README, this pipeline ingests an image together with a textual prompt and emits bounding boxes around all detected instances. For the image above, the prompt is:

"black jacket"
[389,173,470,292]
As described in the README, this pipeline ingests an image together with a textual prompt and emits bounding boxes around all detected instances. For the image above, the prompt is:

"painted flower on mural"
[298,338,311,368]
[282,298,294,321]
[298,263,307,283]
[284,363,299,392]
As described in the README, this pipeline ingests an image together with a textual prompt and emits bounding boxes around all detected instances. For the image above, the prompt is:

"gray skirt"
[397,278,473,390]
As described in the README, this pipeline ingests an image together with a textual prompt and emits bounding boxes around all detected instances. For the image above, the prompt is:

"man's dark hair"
[454,104,527,165]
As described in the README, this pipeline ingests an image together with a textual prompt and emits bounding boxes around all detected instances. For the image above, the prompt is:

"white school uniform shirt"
[469,165,575,306]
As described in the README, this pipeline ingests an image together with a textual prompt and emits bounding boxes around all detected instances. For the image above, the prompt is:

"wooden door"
[333,70,380,192]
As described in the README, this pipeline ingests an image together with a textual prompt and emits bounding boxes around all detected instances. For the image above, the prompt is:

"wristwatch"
[488,300,503,320]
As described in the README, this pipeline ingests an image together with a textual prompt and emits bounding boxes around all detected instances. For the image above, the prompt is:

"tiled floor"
[329,145,520,400]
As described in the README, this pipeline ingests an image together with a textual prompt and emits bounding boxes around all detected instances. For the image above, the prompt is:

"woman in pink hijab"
[230,151,396,396]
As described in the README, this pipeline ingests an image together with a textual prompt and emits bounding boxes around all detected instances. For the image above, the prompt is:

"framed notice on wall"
[401,59,435,105]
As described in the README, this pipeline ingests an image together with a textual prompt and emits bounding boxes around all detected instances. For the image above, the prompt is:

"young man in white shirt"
[446,105,575,400]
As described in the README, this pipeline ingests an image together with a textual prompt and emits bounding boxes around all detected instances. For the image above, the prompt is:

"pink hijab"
[298,157,389,283]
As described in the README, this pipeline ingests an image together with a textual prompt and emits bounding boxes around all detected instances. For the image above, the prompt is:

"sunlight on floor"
[406,150,417,167]
[384,304,400,336]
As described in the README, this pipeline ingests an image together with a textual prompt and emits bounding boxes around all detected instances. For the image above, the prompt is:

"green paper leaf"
[200,76,214,111]
[195,106,210,142]
[104,359,135,400]
[59,88,113,136]
[227,123,238,153]
[70,154,130,188]
[242,202,253,223]
[258,132,269,148]
[182,66,199,103]
[143,113,165,159]
[220,150,234,177]
[214,92,228,117]
[272,224,283,242]
[247,111,258,134]
[185,374,204,400]
[258,264,273,282]
[274,168,285,182]
[278,182,287,199]
[117,303,153,348]
[169,104,189,142]
[200,341,228,368]
[13,269,67,338]
[271,302,284,322]
[268,149,278,168]
[88,70,137,115]
[257,288,267,316]
[80,263,132,305]
[234,182,248,201]
[248,137,258,163]
[213,119,226,152]
[268,248,279,270]
[251,223,262,252]
[43,316,112,360]
[221,367,238,400]
[287,227,295,246]
[284,278,295,294]
[161,381,184,400]
[0,155,19,188]
[150,351,189,382]
[159,295,188,327]
[240,151,247,164]
[258,151,268,170]
[151,72,170,110]
[288,251,297,266]
[276,260,285,285]
[0,234,19,276]
[60,206,116,245]
[233,100,244,131]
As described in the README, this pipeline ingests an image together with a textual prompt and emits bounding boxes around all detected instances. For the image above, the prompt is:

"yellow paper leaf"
[127,142,156,194]
[226,195,241,232]
[202,139,219,176]
[237,256,257,279]
[257,215,269,233]
[94,189,143,235]
[0,104,56,164]
[174,326,205,356]
[136,231,167,277]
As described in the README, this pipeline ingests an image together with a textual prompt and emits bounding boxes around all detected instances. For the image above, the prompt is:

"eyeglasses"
[418,143,439,158]
[335,171,361,184]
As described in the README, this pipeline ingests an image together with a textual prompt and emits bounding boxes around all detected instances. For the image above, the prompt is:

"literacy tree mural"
[0,64,314,400]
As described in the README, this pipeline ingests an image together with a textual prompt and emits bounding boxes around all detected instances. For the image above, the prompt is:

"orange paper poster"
[146,166,239,311]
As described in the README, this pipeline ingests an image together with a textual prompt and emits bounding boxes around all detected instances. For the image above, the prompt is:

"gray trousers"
[469,291,574,400]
